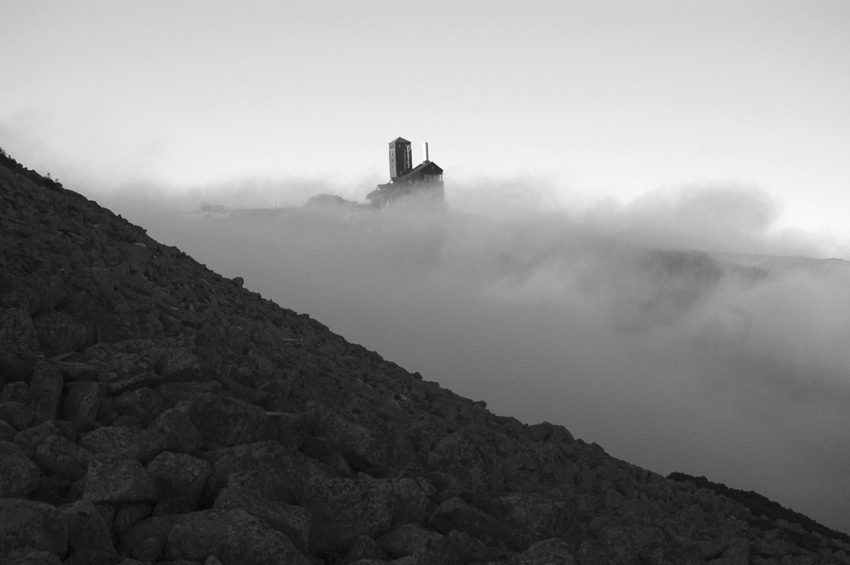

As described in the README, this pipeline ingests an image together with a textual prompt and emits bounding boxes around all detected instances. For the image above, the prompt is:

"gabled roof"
[389,137,410,145]
[394,160,443,182]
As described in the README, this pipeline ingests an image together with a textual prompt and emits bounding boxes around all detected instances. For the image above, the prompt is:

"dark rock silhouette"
[1,148,850,564]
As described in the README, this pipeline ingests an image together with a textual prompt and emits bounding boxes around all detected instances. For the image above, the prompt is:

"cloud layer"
[93,180,850,533]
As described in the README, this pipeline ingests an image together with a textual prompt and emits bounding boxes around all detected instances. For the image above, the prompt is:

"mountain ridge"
[1,148,848,564]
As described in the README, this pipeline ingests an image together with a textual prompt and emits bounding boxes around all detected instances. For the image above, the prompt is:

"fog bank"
[94,181,850,533]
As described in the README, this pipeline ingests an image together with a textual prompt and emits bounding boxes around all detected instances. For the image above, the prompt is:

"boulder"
[1,380,31,404]
[33,311,89,356]
[60,500,116,554]
[0,498,68,556]
[14,419,59,457]
[1,549,62,565]
[28,362,63,420]
[311,405,392,475]
[510,538,577,565]
[214,483,311,554]
[119,514,182,562]
[163,508,311,565]
[490,492,565,540]
[63,381,105,432]
[82,454,157,504]
[428,496,530,552]
[79,426,165,462]
[32,434,91,481]
[146,406,203,453]
[146,451,211,513]
[0,441,40,497]
[0,308,39,354]
[377,523,448,559]
[0,418,16,441]
[201,440,310,504]
[0,400,34,431]
[113,387,163,428]
[426,427,505,500]
[183,392,274,446]
[301,476,397,554]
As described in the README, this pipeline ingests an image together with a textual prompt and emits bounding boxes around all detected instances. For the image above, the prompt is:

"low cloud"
[87,178,850,533]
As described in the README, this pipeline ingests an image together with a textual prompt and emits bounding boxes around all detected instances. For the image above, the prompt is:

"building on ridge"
[367,137,444,208]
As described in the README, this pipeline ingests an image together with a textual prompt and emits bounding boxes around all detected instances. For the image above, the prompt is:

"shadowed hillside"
[2,148,849,564]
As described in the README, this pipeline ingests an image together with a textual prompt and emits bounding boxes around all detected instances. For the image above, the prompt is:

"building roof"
[394,160,443,182]
[389,137,410,145]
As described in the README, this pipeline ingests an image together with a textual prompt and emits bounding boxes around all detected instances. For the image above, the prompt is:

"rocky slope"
[1,149,848,565]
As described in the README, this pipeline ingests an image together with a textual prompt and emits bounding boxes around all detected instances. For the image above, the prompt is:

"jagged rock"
[60,500,116,554]
[106,372,164,396]
[182,392,274,446]
[377,523,449,559]
[120,514,182,562]
[163,508,311,565]
[33,311,90,356]
[14,419,58,457]
[113,387,163,427]
[214,484,311,554]
[113,502,154,538]
[0,441,40,497]
[0,498,68,556]
[0,400,35,431]
[28,362,63,420]
[62,549,125,565]
[82,454,157,504]
[490,492,565,540]
[201,440,312,505]
[63,381,105,432]
[446,529,490,562]
[426,426,505,500]
[146,406,203,453]
[344,535,389,564]
[510,538,577,565]
[2,549,62,565]
[146,451,211,513]
[0,308,39,354]
[310,405,392,476]
[2,380,31,404]
[32,434,91,481]
[302,476,426,554]
[79,425,165,462]
[428,496,530,552]
[0,418,16,441]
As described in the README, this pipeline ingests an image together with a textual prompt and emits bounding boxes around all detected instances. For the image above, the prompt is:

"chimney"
[424,142,429,162]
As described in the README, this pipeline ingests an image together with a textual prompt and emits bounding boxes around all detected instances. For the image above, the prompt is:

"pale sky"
[2,0,849,247]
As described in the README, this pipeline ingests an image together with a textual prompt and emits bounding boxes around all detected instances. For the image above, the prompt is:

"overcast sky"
[2,0,849,248]
[4,0,850,532]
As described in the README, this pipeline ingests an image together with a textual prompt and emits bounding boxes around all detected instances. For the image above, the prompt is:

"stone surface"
[82,454,157,504]
[183,392,274,446]
[301,477,398,554]
[63,381,105,432]
[214,483,311,554]
[79,426,164,462]
[146,451,211,513]
[0,441,40,497]
[163,509,311,565]
[28,362,63,420]
[32,434,91,481]
[60,500,116,554]
[146,407,202,453]
[0,498,68,556]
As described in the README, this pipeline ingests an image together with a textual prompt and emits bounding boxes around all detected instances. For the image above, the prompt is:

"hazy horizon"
[56,174,850,535]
